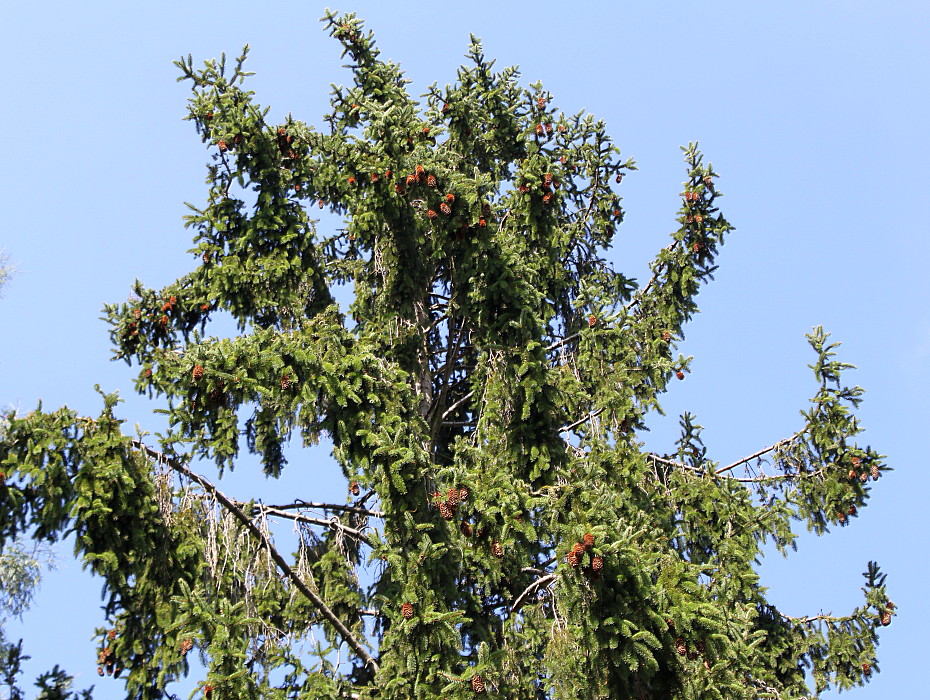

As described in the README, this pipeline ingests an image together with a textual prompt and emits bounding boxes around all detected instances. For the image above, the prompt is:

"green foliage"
[0,10,893,699]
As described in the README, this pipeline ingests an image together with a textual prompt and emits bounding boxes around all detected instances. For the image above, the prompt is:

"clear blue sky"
[1,1,927,696]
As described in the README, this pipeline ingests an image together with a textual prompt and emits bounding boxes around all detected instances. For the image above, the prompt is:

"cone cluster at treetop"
[0,10,893,699]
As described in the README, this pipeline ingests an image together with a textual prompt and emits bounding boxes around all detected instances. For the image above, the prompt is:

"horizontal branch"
[247,501,383,518]
[131,440,379,672]
[256,505,373,546]
[648,453,704,473]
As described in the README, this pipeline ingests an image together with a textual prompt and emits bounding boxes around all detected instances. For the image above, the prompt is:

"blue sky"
[1,1,927,696]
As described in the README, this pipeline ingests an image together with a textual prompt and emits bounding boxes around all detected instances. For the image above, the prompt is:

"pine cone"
[192,365,205,381]
[427,175,438,188]
[871,464,880,480]
[446,487,460,508]
[180,638,194,655]
[401,602,414,619]
[491,541,504,558]
[851,455,861,467]
[458,485,470,501]
[438,501,454,521]
[566,550,580,568]
[695,639,706,657]
[862,662,871,677]
[280,373,292,390]
[880,609,892,626]
[675,637,687,656]
[591,555,604,572]
[583,533,595,549]
[349,480,361,496]
[859,472,869,483]
[460,521,473,538]
[471,674,485,693]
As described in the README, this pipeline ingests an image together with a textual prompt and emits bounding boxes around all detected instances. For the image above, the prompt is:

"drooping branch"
[131,439,380,672]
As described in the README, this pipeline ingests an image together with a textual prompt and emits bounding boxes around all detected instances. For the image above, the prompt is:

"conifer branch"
[624,242,679,312]
[510,573,557,614]
[130,440,380,671]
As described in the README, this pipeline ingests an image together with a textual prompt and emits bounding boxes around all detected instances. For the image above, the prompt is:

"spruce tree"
[0,11,893,699]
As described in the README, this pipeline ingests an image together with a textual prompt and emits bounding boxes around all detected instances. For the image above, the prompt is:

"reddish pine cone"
[591,555,604,572]
[491,541,504,558]
[567,550,580,568]
[426,209,438,220]
[862,663,871,677]
[460,521,473,537]
[880,609,892,626]
[675,637,687,656]
[446,487,460,508]
[438,501,455,521]
[851,456,861,466]
[401,602,414,619]
[458,485,470,501]
[440,202,452,215]
[349,480,360,496]
[676,370,685,380]
[471,674,485,694]
[192,365,205,381]
[426,175,438,188]
[180,638,193,655]
[583,533,595,549]
[280,374,292,390]
[871,464,880,479]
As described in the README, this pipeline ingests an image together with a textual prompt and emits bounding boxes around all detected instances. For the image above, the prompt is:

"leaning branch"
[131,440,379,672]
[714,433,801,476]
[511,573,557,614]
[559,407,606,434]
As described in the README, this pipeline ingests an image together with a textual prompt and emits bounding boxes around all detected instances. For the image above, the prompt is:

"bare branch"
[714,434,800,476]
[247,501,383,518]
[256,505,373,546]
[131,440,379,672]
